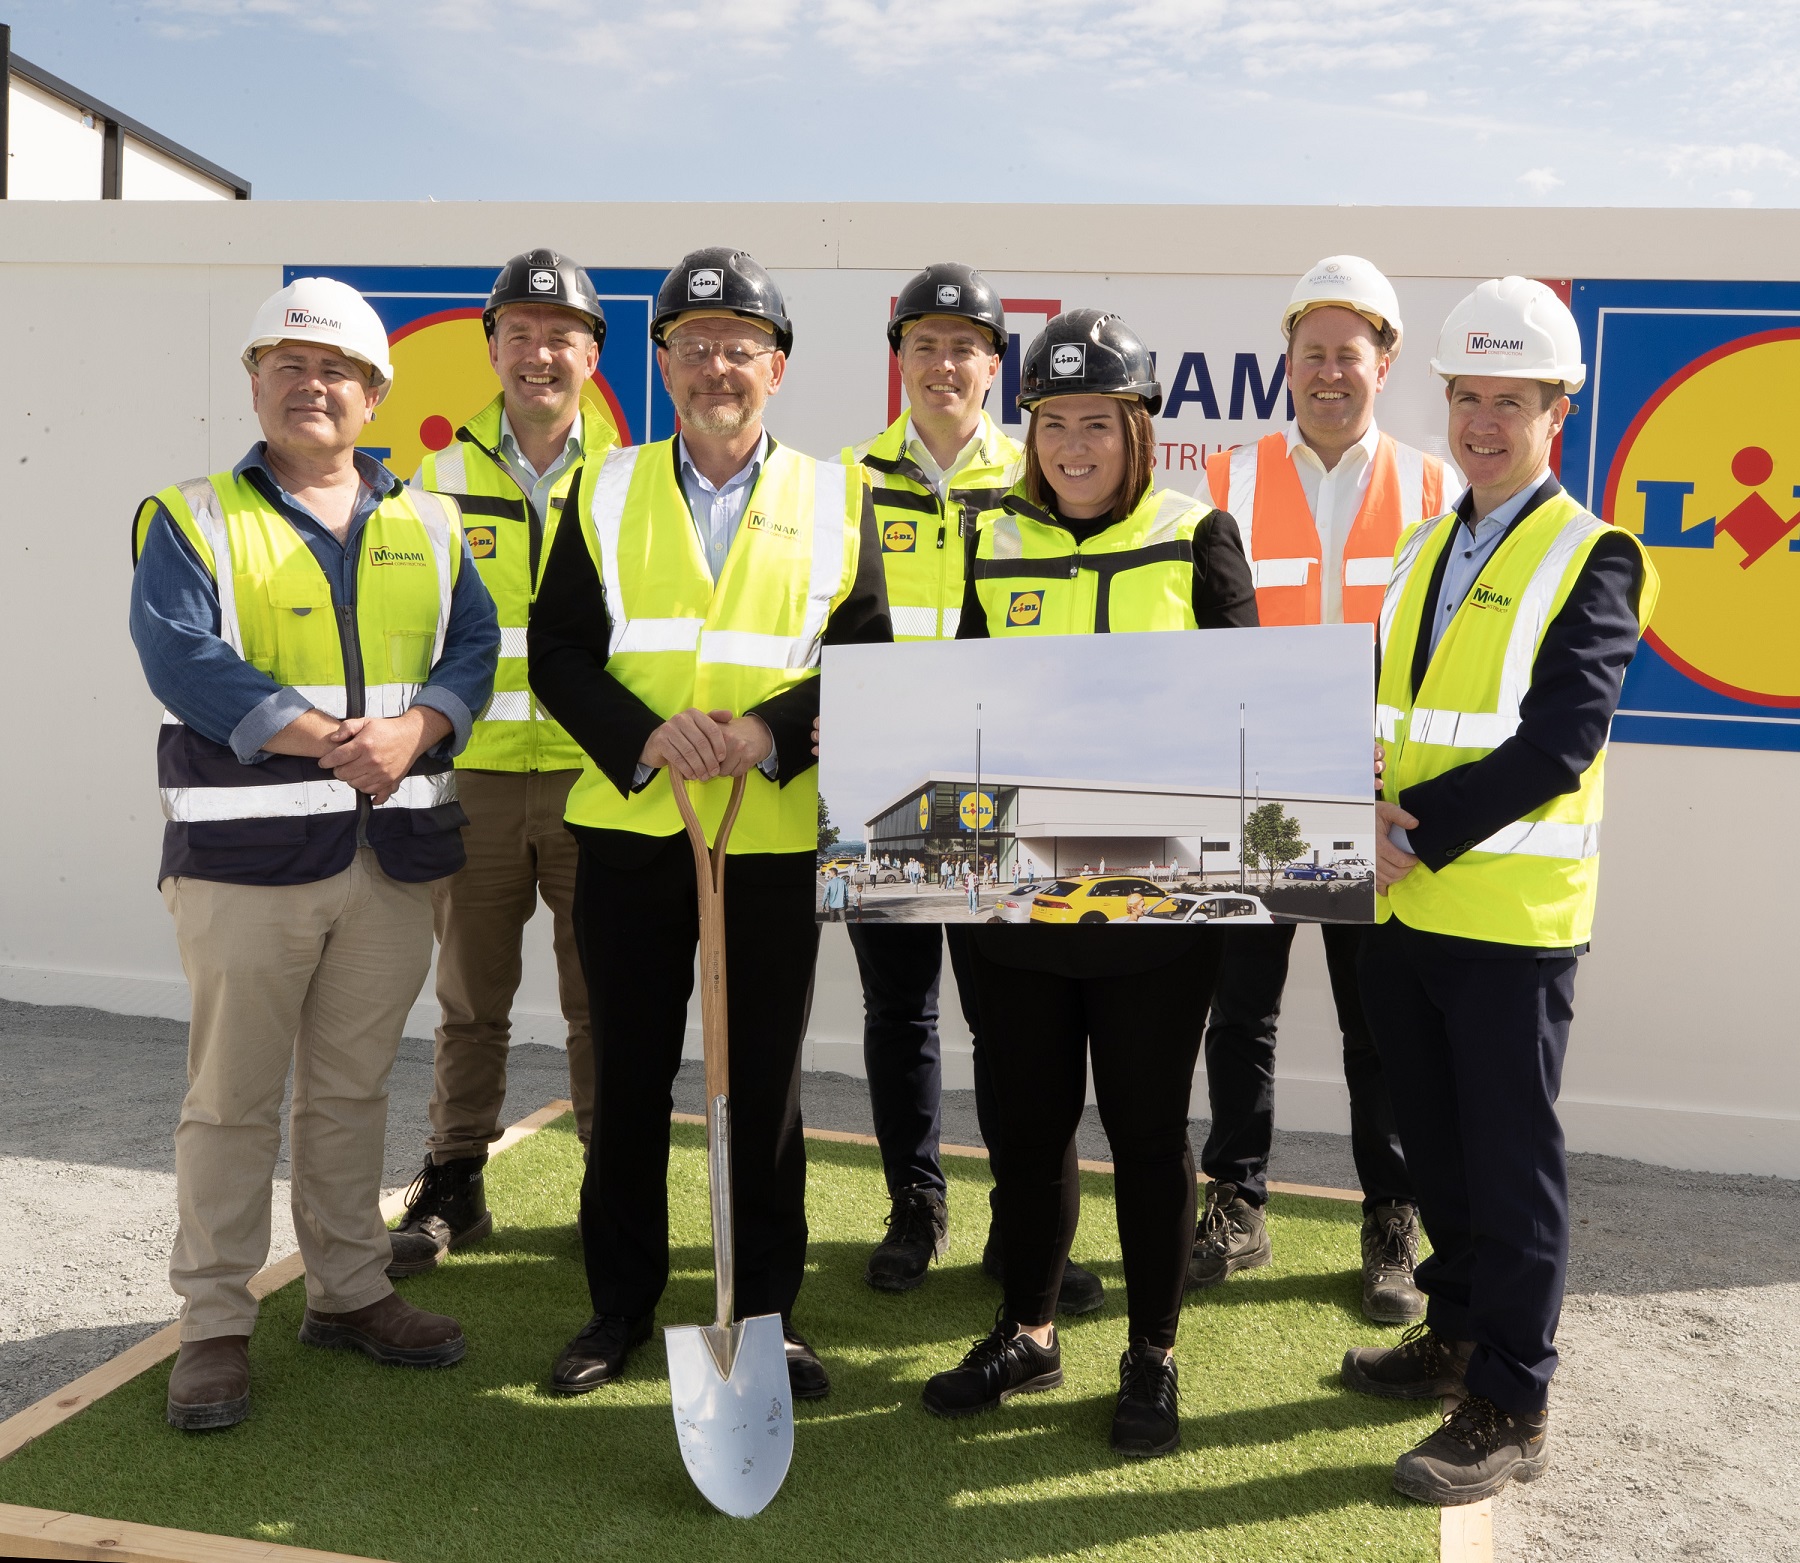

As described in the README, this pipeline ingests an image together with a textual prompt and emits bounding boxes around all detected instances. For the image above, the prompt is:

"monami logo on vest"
[1465,331,1526,355]
[1468,583,1513,610]
[369,545,428,566]
[882,520,917,552]
[1008,590,1044,626]
[746,510,799,540]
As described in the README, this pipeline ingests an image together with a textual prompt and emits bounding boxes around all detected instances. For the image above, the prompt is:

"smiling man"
[388,250,617,1278]
[1193,257,1455,1324]
[129,278,499,1431]
[1342,278,1658,1507]
[528,247,891,1403]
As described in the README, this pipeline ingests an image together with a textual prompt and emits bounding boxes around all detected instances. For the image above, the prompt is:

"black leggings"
[966,939,1221,1349]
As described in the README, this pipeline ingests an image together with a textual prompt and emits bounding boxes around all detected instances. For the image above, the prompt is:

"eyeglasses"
[666,336,778,369]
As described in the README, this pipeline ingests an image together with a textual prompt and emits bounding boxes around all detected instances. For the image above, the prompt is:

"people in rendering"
[129,278,499,1431]
[921,309,1257,1456]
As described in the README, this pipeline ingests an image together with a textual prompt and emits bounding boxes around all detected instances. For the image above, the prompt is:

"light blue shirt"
[1427,472,1549,659]
[679,431,768,583]
[498,408,583,522]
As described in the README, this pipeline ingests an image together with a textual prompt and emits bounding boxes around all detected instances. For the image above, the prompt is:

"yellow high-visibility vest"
[1376,488,1658,946]
[565,438,863,853]
[414,390,616,770]
[843,410,1021,641]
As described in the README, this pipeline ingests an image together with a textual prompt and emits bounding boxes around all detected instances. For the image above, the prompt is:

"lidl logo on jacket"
[466,526,496,559]
[882,519,917,553]
[1008,590,1044,626]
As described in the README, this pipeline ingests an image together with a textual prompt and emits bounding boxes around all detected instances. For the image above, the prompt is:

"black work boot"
[386,1154,492,1278]
[865,1185,950,1293]
[1341,1321,1473,1399]
[1361,1201,1426,1324]
[1393,1395,1550,1505]
[1185,1181,1271,1291]
[1111,1341,1180,1457]
[981,1226,1105,1316]
[922,1314,1062,1418]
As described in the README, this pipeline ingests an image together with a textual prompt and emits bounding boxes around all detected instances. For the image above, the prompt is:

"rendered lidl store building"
[865,773,1373,879]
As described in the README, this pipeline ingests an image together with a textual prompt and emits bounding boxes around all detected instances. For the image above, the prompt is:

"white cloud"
[1518,166,1564,195]
[1726,187,1758,206]
[1664,142,1799,179]
[1379,90,1428,109]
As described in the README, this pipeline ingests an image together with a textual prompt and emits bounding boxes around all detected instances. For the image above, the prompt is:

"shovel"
[665,771,794,1519]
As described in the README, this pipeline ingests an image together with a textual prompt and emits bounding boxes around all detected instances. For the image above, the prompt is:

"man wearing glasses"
[529,248,891,1402]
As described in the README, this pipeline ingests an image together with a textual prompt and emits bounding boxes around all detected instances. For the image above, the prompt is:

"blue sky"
[12,1,1800,207]
[819,625,1373,835]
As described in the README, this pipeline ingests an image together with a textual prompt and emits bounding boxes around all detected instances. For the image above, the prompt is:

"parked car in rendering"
[1028,875,1165,924]
[990,882,1051,923]
[1281,861,1339,881]
[1330,856,1375,879]
[1125,892,1274,925]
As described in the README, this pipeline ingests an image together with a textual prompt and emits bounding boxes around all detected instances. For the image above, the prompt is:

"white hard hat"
[1430,276,1585,394]
[240,277,394,389]
[1282,255,1403,354]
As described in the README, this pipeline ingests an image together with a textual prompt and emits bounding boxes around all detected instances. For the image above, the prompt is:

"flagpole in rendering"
[973,702,983,911]
[1238,702,1247,890]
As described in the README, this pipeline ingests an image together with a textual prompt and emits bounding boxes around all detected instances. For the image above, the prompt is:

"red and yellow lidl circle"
[917,794,931,831]
[958,791,995,830]
[364,309,629,482]
[1606,328,1800,706]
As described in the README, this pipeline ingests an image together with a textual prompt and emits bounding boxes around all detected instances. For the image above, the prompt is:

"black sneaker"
[865,1186,950,1293]
[1185,1181,1271,1291]
[386,1154,493,1278]
[1393,1395,1550,1505]
[549,1313,652,1395]
[1361,1202,1426,1324]
[981,1228,1105,1316]
[1341,1321,1473,1400]
[1111,1341,1180,1457]
[922,1315,1062,1418]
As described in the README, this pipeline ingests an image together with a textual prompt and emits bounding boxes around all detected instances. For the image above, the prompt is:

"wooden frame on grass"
[0,1100,1489,1563]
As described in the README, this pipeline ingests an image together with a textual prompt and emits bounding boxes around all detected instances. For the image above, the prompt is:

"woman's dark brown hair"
[1023,398,1157,522]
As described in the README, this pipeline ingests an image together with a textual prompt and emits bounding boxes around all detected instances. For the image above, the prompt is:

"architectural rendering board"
[817,626,1376,927]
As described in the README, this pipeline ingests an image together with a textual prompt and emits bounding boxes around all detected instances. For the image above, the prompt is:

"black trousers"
[845,923,996,1204]
[1201,922,1412,1213]
[1358,918,1576,1415]
[967,939,1222,1349]
[571,834,816,1323]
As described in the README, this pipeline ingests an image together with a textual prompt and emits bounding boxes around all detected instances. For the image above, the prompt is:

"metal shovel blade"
[666,1311,793,1518]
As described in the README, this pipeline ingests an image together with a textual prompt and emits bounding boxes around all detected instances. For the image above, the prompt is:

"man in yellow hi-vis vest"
[529,248,890,1403]
[128,279,499,1432]
[388,251,617,1279]
[1340,279,1658,1509]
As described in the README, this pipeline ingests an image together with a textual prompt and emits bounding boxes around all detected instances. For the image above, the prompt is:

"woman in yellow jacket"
[920,310,1257,1455]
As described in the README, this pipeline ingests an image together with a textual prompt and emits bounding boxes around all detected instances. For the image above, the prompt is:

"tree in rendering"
[1242,802,1306,884]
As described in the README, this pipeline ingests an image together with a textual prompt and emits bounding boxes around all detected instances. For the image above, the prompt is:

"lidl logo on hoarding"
[1561,281,1800,752]
[958,791,995,830]
[1007,590,1044,626]
[918,794,932,831]
[283,266,676,484]
[882,519,917,553]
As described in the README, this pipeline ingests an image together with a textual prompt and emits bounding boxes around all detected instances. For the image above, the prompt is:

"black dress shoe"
[981,1229,1105,1317]
[550,1313,651,1395]
[922,1314,1062,1418]
[782,1324,830,1401]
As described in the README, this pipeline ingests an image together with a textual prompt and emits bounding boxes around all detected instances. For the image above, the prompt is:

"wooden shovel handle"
[671,772,747,1106]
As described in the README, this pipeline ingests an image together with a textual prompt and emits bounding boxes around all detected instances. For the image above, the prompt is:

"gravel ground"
[4,998,1798,1559]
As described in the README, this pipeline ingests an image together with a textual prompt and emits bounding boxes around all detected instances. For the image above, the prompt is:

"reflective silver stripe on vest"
[497,626,530,659]
[482,691,531,721]
[1472,819,1601,860]
[1344,556,1394,588]
[987,515,1025,560]
[430,442,468,494]
[615,618,704,653]
[291,682,423,720]
[890,605,938,638]
[1225,441,1259,564]
[158,769,458,824]
[181,478,243,658]
[1142,492,1199,546]
[1253,558,1311,588]
[1394,442,1427,529]
[587,445,645,657]
[408,489,459,667]
[1378,515,1448,661]
[794,462,852,668]
[1375,703,1404,743]
[940,606,961,636]
[1409,707,1519,749]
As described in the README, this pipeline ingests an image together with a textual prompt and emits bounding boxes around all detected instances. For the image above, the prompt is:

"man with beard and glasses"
[529,247,891,1403]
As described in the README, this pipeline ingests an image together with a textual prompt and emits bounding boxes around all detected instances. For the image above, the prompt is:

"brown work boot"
[298,1291,465,1367]
[165,1335,250,1431]
[1361,1202,1426,1324]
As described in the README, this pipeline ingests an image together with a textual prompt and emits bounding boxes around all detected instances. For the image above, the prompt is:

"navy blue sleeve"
[1401,532,1647,870]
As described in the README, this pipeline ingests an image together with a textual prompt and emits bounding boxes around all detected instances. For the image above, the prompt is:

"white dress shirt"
[904,417,986,499]
[1285,420,1382,627]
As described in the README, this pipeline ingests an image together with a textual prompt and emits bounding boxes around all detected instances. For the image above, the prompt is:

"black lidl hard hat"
[651,247,794,356]
[887,263,1006,355]
[484,249,606,349]
[1018,309,1162,416]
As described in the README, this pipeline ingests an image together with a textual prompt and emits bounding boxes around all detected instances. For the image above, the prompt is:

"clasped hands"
[642,708,774,783]
[269,706,451,806]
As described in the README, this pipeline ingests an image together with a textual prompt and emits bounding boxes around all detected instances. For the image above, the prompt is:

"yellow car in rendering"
[1027,875,1165,925]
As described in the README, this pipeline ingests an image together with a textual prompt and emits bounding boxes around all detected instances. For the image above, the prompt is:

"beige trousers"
[163,849,436,1340]
[428,768,593,1160]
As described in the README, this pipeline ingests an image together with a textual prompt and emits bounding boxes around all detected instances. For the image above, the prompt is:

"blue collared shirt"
[498,407,584,522]
[129,443,498,764]
[1427,471,1550,659]
[679,431,768,583]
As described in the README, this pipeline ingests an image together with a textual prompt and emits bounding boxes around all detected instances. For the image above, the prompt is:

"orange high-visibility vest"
[1205,431,1448,626]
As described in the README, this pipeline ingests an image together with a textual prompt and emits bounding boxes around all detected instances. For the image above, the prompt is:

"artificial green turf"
[0,1119,1438,1561]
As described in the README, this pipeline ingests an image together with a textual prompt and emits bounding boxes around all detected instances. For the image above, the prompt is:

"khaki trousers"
[428,768,593,1160]
[163,849,436,1340]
